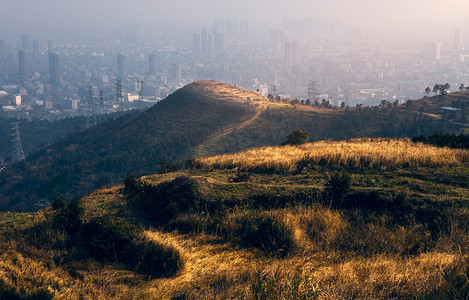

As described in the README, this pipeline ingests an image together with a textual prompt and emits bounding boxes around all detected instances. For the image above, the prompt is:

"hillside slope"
[1,138,468,299]
[0,81,259,211]
[1,82,468,211]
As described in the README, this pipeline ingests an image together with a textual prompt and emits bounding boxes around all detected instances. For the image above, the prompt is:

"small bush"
[52,198,83,234]
[51,198,67,210]
[282,129,310,146]
[323,173,351,208]
[229,214,295,256]
[131,176,203,225]
[79,217,183,278]
[0,283,54,300]
[79,217,138,262]
[230,170,251,182]
[123,173,144,194]
[131,238,183,278]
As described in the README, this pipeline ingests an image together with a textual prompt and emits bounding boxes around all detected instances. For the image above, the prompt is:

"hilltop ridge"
[0,81,467,211]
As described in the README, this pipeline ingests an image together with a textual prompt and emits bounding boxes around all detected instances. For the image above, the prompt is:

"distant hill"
[0,81,259,210]
[0,81,468,211]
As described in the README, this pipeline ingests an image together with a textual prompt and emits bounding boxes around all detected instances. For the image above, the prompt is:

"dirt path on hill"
[204,109,263,143]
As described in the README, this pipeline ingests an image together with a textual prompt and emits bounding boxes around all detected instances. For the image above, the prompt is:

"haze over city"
[2,0,469,36]
[1,0,469,156]
[0,1,469,298]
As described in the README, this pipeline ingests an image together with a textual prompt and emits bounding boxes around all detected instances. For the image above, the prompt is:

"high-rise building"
[213,20,225,35]
[285,39,298,67]
[148,54,157,75]
[206,33,214,53]
[269,29,285,46]
[48,52,62,85]
[47,40,53,52]
[214,33,224,52]
[201,29,208,53]
[21,34,31,50]
[117,54,127,80]
[190,62,197,80]
[0,39,6,59]
[18,50,26,84]
[423,41,441,60]
[33,40,39,56]
[454,29,462,51]
[193,34,201,53]
[240,20,250,36]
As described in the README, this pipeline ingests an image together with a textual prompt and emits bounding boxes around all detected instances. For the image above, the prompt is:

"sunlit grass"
[196,138,469,172]
[1,137,468,299]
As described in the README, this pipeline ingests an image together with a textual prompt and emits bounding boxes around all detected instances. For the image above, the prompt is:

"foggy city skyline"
[2,0,469,124]
[2,0,469,37]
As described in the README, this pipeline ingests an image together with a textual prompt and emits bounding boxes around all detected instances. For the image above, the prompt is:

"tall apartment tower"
[33,40,39,56]
[148,53,157,75]
[47,40,53,52]
[18,50,26,84]
[193,34,201,53]
[0,39,7,59]
[21,34,31,50]
[201,29,208,53]
[48,52,62,84]
[285,39,298,67]
[423,41,441,60]
[117,54,127,80]
[214,33,224,52]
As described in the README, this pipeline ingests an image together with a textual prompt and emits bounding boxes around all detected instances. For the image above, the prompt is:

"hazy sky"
[3,0,469,37]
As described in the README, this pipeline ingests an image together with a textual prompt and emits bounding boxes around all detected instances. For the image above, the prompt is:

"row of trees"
[424,84,451,96]
[424,83,469,97]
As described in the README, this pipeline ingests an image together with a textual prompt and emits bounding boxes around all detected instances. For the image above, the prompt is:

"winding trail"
[205,109,263,143]
[192,108,265,157]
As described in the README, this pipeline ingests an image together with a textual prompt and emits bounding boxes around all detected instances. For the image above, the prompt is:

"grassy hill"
[1,138,468,299]
[0,81,260,211]
[0,81,468,211]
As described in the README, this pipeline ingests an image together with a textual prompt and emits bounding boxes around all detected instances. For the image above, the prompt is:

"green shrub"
[0,283,54,300]
[123,173,143,194]
[79,217,183,278]
[79,217,138,262]
[131,238,183,278]
[52,198,83,234]
[51,198,67,210]
[282,130,310,146]
[132,176,203,225]
[233,214,295,256]
[323,173,351,208]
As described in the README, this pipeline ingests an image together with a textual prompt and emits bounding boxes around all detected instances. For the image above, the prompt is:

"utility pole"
[86,86,97,127]
[99,90,104,115]
[137,79,144,110]
[308,80,319,100]
[11,121,25,162]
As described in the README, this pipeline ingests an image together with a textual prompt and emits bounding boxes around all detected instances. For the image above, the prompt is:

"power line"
[11,121,25,162]
[116,80,124,112]
[137,79,144,110]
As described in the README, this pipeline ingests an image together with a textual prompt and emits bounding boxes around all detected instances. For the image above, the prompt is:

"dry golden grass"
[196,138,469,172]
[187,80,271,105]
[1,202,466,299]
[1,137,468,299]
